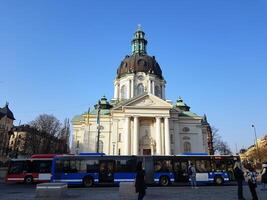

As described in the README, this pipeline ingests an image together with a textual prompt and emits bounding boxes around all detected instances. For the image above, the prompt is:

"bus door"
[173,159,189,182]
[143,157,154,184]
[99,160,114,183]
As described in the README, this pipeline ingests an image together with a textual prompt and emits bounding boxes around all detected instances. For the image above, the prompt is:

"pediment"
[113,93,172,110]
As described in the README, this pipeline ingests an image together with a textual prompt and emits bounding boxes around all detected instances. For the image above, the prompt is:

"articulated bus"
[51,154,239,187]
[6,154,58,184]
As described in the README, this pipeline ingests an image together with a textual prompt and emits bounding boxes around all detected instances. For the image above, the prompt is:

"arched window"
[155,85,161,97]
[99,140,104,153]
[137,83,144,95]
[121,85,127,99]
[184,142,191,153]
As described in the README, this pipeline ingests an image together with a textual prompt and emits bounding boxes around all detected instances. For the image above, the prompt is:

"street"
[0,183,267,200]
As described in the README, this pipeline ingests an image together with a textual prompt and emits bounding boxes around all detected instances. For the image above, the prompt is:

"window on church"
[184,141,191,153]
[155,85,161,97]
[76,140,79,148]
[137,83,144,95]
[118,149,121,155]
[121,85,127,99]
[118,133,122,142]
[170,134,174,144]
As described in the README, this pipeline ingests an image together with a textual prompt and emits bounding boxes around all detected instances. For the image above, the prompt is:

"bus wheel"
[83,176,93,187]
[24,176,33,184]
[214,176,224,186]
[159,176,169,186]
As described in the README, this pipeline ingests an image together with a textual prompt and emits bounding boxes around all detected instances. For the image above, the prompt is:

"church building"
[72,27,213,156]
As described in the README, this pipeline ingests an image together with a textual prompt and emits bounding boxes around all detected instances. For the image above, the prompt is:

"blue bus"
[51,154,238,187]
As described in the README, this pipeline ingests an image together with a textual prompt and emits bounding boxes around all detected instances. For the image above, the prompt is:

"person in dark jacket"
[261,163,267,191]
[234,162,246,200]
[135,161,146,200]
[246,165,258,200]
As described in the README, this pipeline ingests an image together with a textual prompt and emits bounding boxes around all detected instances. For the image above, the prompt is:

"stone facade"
[72,27,212,156]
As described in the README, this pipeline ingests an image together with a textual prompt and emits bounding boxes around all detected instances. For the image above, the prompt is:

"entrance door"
[99,160,114,183]
[173,160,189,182]
[143,149,151,155]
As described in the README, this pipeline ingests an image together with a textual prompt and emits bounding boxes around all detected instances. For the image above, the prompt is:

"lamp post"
[95,100,101,153]
[252,124,261,163]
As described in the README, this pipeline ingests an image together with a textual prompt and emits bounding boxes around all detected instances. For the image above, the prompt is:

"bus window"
[69,160,79,173]
[8,161,25,174]
[116,158,136,172]
[32,160,51,173]
[195,160,211,173]
[55,160,64,173]
[154,159,172,172]
[80,160,99,173]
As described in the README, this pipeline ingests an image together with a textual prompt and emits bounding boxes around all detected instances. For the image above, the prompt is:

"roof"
[71,115,85,123]
[175,97,190,111]
[179,111,199,117]
[117,54,163,79]
[0,103,15,120]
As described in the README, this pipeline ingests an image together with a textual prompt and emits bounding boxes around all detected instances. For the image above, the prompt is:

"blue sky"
[1,0,267,152]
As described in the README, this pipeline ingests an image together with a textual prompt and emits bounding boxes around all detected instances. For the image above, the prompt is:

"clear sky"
[1,0,267,153]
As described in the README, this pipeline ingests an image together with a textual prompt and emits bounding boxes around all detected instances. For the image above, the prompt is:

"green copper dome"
[175,97,190,111]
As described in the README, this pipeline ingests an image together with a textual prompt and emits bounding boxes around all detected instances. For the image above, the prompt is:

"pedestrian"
[233,161,245,200]
[135,161,146,200]
[261,163,267,191]
[246,165,258,200]
[188,163,197,188]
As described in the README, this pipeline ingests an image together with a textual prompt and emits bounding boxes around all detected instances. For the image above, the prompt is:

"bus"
[51,154,239,187]
[5,154,58,184]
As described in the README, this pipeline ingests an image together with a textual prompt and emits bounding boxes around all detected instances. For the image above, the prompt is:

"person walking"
[247,165,258,200]
[234,162,245,200]
[188,163,197,188]
[261,163,267,191]
[135,161,146,200]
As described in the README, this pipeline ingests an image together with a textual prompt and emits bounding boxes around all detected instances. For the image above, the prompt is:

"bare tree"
[29,114,62,153]
[30,114,62,137]
[211,126,232,155]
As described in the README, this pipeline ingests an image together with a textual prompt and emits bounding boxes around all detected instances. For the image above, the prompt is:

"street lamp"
[94,100,101,153]
[252,124,261,163]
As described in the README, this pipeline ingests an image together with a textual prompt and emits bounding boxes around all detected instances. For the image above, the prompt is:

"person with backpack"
[234,162,245,200]
[246,165,258,200]
[188,163,197,188]
[261,163,267,191]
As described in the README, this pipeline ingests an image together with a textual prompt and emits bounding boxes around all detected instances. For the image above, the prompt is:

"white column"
[148,80,151,93]
[124,117,130,155]
[156,117,161,155]
[114,83,119,99]
[152,80,155,95]
[127,80,131,99]
[164,117,171,155]
[131,79,134,98]
[133,116,139,155]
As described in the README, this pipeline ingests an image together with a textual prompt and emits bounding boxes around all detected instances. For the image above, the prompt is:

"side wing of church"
[72,26,213,156]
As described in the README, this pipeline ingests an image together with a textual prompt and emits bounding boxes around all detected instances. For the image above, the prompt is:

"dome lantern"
[131,24,147,55]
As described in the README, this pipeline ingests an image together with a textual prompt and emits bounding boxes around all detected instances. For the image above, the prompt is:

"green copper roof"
[131,25,147,54]
[72,115,84,123]
[175,97,190,111]
[179,111,199,117]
